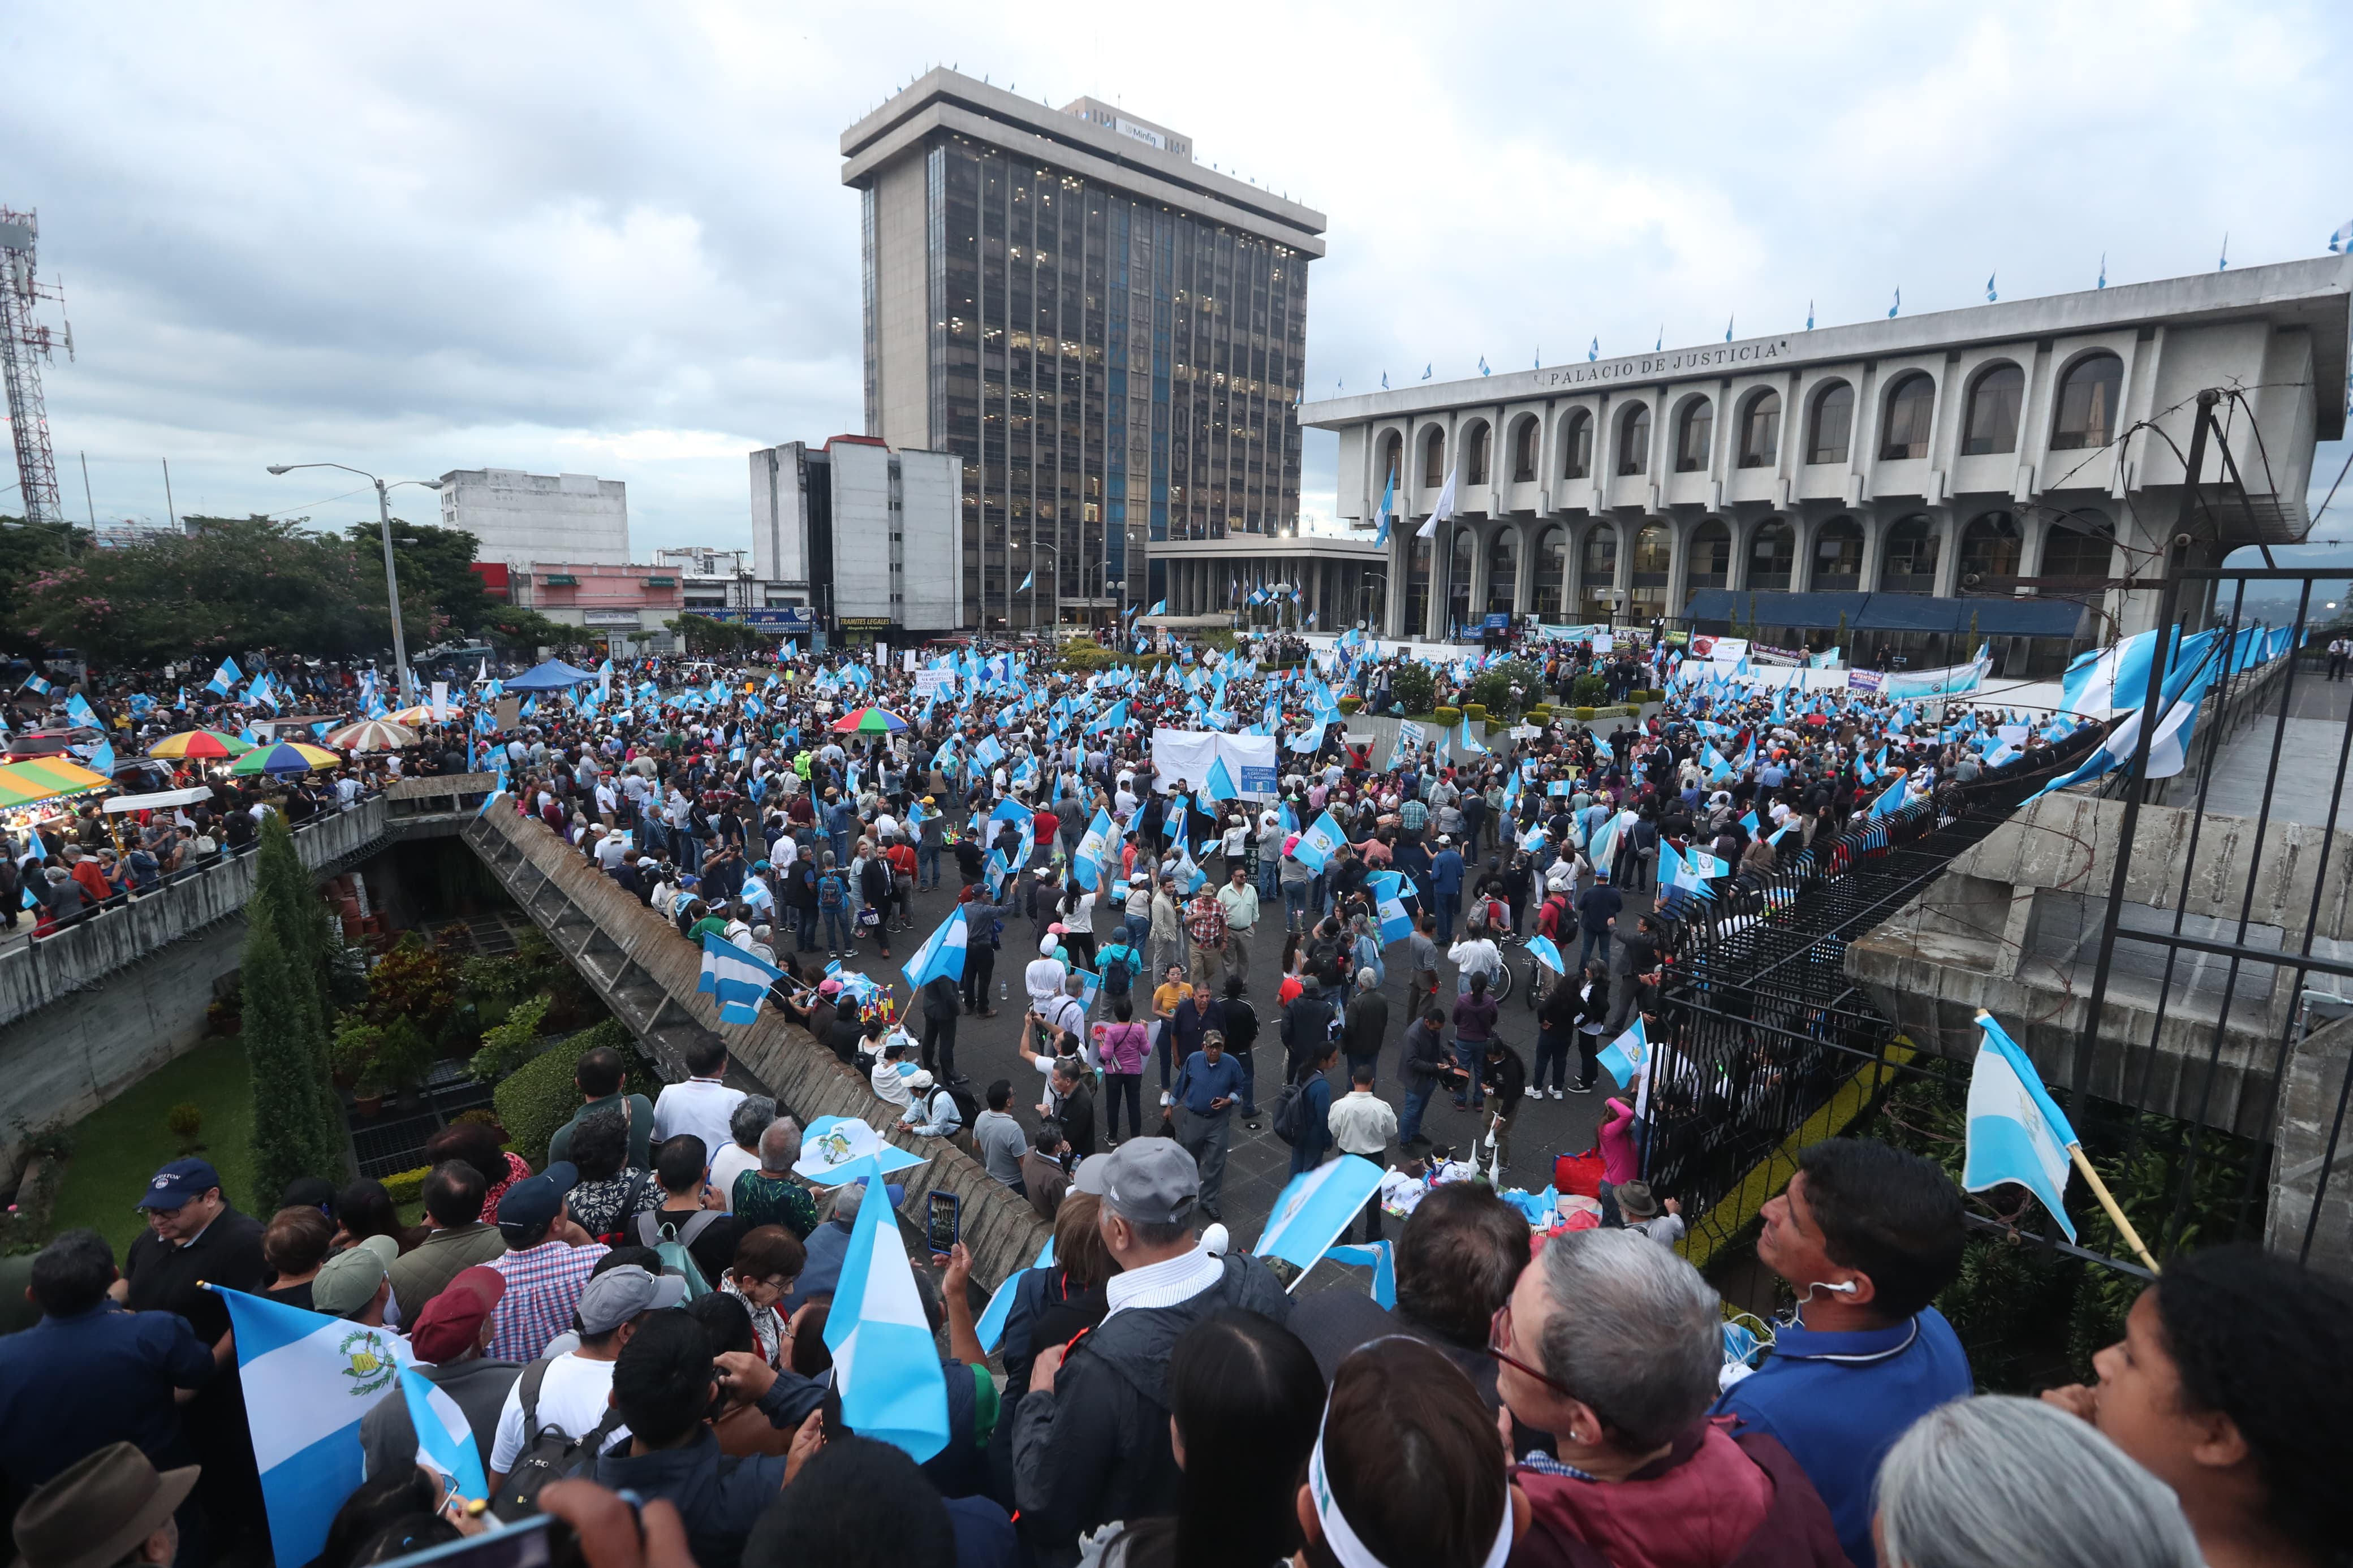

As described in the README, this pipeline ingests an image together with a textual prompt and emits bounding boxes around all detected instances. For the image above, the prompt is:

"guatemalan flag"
[822,1162,951,1461]
[206,656,243,696]
[1290,810,1346,874]
[902,905,969,990]
[1203,753,1240,802]
[1255,1155,1385,1286]
[212,1288,470,1566]
[700,931,785,1025]
[1962,1010,2079,1239]
[1073,807,1116,889]
[1596,1016,1651,1087]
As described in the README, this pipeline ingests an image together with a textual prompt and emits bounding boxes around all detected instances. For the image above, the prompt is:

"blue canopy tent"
[503,659,600,692]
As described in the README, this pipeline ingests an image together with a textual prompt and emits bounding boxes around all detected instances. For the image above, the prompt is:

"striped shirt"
[486,1239,610,1363]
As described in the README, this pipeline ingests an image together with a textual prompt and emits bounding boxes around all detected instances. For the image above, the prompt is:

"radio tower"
[0,208,72,528]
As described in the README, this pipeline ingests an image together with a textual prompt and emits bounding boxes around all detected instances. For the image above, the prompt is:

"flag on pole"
[212,1286,420,1567]
[1255,1155,1385,1284]
[1289,810,1346,873]
[1321,1239,1398,1308]
[1018,568,1035,591]
[701,932,786,1025]
[1596,1017,1651,1087]
[1373,472,1395,548]
[975,1237,1055,1353]
[1526,934,1566,975]
[207,657,243,696]
[401,1365,489,1505]
[1415,466,1458,540]
[1888,287,1901,317]
[1962,1012,2079,1239]
[901,905,970,990]
[1204,754,1240,802]
[822,1166,951,1461]
[20,673,51,697]
[1073,808,1115,889]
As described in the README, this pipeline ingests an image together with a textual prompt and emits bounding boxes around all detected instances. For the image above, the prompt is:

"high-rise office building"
[841,70,1326,629]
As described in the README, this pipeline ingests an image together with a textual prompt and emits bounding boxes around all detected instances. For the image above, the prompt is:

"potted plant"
[370,1017,439,1111]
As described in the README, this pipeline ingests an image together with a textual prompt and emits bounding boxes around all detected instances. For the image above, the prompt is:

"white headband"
[1307,1407,1511,1568]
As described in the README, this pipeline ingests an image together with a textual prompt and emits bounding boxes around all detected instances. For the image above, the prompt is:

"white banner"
[1149,730,1280,798]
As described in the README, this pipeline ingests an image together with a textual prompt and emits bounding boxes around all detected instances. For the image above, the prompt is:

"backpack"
[1269,1075,1312,1145]
[491,1356,630,1520]
[817,870,848,909]
[632,1209,721,1298]
[1100,947,1136,997]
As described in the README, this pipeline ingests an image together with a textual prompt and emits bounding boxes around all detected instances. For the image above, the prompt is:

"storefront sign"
[582,609,640,628]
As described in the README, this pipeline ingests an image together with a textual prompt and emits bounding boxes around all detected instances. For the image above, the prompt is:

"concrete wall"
[2268,1008,2353,1276]
[900,450,964,632]
[832,442,895,623]
[464,807,1050,1293]
[442,469,631,572]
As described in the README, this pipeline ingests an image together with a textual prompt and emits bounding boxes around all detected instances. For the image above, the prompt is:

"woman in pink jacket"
[1598,1095,1640,1225]
[1092,997,1154,1144]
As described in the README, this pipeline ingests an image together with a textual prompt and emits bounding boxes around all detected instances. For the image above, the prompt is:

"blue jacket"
[0,1303,212,1488]
[1710,1307,1971,1568]
[1432,849,1465,895]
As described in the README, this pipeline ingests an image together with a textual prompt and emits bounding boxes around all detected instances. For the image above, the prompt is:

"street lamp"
[266,462,442,704]
[1011,539,1061,634]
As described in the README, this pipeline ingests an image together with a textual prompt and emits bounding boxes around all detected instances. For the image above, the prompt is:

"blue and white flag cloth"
[1290,810,1346,874]
[1073,808,1115,889]
[822,1162,951,1462]
[63,692,98,729]
[1086,699,1130,735]
[1321,1239,1397,1309]
[1596,1016,1652,1087]
[212,1286,420,1567]
[975,1237,1055,1353]
[902,906,969,990]
[18,673,51,696]
[1962,1011,2079,1239]
[399,1365,489,1503]
[1204,754,1239,802]
[1454,719,1488,757]
[206,657,243,695]
[701,931,786,1025]
[87,741,115,777]
[1526,934,1567,975]
[1256,1156,1385,1284]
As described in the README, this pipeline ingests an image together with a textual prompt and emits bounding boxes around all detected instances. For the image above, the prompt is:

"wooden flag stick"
[2069,1143,2161,1274]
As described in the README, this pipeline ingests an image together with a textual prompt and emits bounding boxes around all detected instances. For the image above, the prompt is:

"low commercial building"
[439,468,630,572]
[747,435,962,645]
[510,561,682,655]
[1304,255,2351,671]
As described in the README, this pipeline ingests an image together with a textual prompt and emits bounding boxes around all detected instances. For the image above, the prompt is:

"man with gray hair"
[729,1117,816,1239]
[708,1095,774,1212]
[1493,1229,1843,1565]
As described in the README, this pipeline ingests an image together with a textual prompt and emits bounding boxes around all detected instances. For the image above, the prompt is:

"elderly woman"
[709,1095,774,1207]
[1875,1396,2201,1568]
[561,1108,660,1242]
[729,1116,817,1238]
[1493,1229,1845,1563]
[719,1224,807,1370]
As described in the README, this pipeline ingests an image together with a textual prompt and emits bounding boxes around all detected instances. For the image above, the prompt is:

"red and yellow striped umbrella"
[146,729,254,760]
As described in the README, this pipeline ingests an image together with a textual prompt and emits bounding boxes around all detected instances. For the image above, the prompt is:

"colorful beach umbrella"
[830,706,910,733]
[387,704,457,724]
[324,719,420,752]
[229,741,342,777]
[145,729,254,760]
[0,757,114,808]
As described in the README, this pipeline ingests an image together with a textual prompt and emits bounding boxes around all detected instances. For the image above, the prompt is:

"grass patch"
[48,1039,256,1260]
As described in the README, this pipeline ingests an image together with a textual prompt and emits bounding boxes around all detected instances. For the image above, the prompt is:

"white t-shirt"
[709,1141,761,1208]
[489,1353,630,1474]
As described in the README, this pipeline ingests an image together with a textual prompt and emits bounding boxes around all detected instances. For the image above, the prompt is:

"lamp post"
[1012,539,1061,636]
[266,462,442,705]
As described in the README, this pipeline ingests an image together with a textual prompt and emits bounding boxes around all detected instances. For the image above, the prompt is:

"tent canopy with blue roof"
[503,659,601,692]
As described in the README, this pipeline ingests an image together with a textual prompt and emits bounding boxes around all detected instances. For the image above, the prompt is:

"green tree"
[0,517,80,659]
[242,815,344,1196]
[482,605,588,651]
[667,613,771,656]
[348,519,495,638]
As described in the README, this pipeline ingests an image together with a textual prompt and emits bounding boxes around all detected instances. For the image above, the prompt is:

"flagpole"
[2067,1144,2161,1273]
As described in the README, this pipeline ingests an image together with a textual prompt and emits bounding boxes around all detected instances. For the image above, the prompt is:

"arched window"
[1959,511,2023,582]
[1406,535,1433,633]
[1747,520,1795,591]
[1686,520,1731,591]
[1533,525,1567,621]
[1380,433,1402,497]
[1812,516,1865,590]
[1486,529,1518,614]
[1628,522,1671,621]
[1739,391,1781,468]
[1674,398,1714,473]
[1881,515,1940,591]
[1617,404,1650,476]
[1879,373,1936,461]
[2040,510,2114,580]
[2051,353,2124,451]
[1962,364,2023,456]
[1561,410,1593,480]
[1464,421,1491,487]
[1807,382,1854,464]
[1423,427,1446,487]
[1447,530,1475,630]
[1579,524,1618,623]
[1511,417,1539,483]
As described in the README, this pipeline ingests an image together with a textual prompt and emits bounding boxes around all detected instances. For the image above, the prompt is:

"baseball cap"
[408,1265,506,1363]
[1070,1152,1115,1196]
[576,1264,688,1335]
[135,1158,222,1210]
[495,1161,580,1237]
[312,1234,398,1317]
[1096,1139,1199,1227]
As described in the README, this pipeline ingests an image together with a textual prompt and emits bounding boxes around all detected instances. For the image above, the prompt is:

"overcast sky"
[5,0,2352,562]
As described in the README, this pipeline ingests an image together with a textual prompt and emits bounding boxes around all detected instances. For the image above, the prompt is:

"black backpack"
[492,1357,628,1520]
[1100,948,1135,997]
[1269,1075,1313,1146]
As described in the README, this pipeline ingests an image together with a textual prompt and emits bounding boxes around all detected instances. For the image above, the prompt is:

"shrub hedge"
[494,1018,634,1165]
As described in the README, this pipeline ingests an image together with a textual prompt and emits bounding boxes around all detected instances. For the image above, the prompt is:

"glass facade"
[880,134,1310,629]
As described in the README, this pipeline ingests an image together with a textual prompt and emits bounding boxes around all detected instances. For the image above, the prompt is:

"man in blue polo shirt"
[1710,1138,1971,1568]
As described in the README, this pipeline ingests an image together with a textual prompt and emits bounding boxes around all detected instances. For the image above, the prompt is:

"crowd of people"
[4,626,2300,1568]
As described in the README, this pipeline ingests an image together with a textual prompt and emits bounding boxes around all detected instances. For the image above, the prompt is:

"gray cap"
[1071,1152,1116,1196]
[312,1234,398,1317]
[576,1264,688,1334]
[1095,1139,1199,1226]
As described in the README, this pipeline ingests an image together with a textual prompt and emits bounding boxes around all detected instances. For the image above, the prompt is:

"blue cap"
[137,1157,223,1208]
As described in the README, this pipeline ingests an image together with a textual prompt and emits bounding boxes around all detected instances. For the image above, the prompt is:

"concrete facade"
[439,468,630,572]
[1304,257,2352,645]
[1150,533,1391,632]
[747,437,964,640]
[842,69,1328,631]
